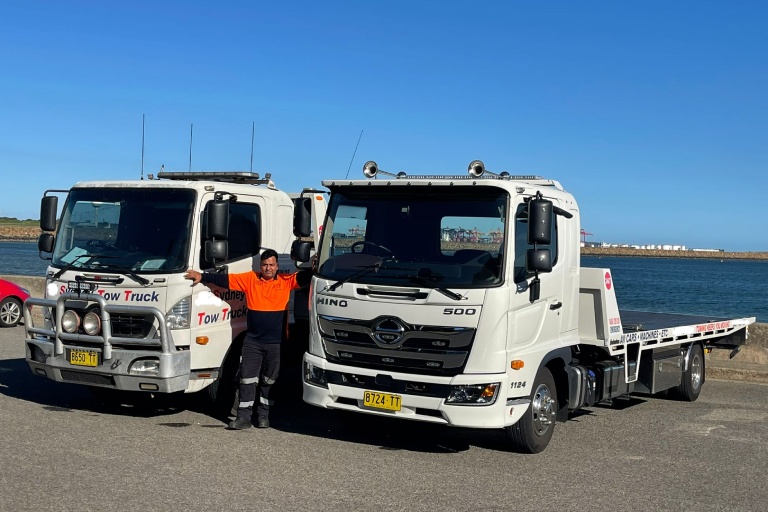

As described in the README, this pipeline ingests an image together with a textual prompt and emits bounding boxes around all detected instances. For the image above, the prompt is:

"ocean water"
[582,256,767,323]
[0,241,50,276]
[0,242,765,322]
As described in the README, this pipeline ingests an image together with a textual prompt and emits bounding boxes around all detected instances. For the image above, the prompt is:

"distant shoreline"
[581,247,768,261]
[2,231,766,261]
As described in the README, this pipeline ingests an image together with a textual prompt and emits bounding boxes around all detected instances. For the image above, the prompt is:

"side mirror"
[205,240,228,262]
[526,249,551,303]
[527,198,552,245]
[526,248,552,273]
[291,240,312,263]
[40,196,58,232]
[206,201,229,239]
[293,198,311,238]
[38,233,54,253]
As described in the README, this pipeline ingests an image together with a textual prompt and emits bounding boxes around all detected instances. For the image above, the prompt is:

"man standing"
[184,249,312,430]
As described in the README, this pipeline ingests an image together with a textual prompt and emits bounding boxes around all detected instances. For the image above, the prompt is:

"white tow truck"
[295,160,756,452]
[24,171,325,412]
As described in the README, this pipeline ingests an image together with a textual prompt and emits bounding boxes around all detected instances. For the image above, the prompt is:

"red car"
[0,278,31,328]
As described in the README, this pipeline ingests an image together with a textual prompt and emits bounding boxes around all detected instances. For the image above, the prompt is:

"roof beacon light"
[362,161,406,179]
[468,160,510,178]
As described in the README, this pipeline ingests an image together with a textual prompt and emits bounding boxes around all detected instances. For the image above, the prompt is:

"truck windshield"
[51,188,195,274]
[318,186,507,288]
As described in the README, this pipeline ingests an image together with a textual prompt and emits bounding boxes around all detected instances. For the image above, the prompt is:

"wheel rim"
[531,382,555,437]
[690,353,703,390]
[1,301,21,325]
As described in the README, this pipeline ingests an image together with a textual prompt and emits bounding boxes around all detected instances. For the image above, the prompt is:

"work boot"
[226,417,252,430]
[256,417,270,429]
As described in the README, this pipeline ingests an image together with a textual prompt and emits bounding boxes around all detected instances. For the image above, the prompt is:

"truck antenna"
[345,129,364,179]
[188,123,193,172]
[140,114,145,180]
[250,121,255,173]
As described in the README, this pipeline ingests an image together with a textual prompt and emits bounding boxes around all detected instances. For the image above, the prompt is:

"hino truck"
[295,160,756,453]
[23,171,326,412]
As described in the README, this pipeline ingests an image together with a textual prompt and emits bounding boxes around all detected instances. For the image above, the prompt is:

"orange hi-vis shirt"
[201,270,310,343]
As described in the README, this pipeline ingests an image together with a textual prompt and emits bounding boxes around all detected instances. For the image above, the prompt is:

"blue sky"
[1,1,766,251]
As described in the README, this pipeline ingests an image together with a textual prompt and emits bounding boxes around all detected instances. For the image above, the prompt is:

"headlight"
[304,360,328,388]
[129,358,160,375]
[445,383,500,405]
[62,310,80,333]
[166,296,191,329]
[83,311,101,335]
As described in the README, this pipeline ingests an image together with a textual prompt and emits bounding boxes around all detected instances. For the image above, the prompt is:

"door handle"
[549,302,562,310]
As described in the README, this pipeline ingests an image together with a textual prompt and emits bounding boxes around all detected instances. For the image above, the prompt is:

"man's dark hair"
[260,248,278,261]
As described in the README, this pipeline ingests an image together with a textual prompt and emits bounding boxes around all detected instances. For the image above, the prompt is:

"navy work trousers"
[236,341,281,421]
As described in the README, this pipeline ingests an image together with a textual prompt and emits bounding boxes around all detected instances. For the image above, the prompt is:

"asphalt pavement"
[2,324,768,512]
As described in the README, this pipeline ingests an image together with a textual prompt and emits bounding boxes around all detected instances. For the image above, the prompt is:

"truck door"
[507,196,565,352]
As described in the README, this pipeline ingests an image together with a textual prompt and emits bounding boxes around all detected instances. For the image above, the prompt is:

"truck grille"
[111,313,155,338]
[60,370,115,386]
[318,315,475,376]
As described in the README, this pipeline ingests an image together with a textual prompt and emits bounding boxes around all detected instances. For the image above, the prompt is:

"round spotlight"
[468,160,485,177]
[362,161,379,178]
[83,311,101,336]
[61,310,81,333]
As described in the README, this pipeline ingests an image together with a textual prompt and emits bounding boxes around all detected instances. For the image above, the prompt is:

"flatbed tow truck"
[295,160,755,452]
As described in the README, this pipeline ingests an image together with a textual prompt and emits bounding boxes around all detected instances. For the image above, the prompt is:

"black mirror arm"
[553,206,573,219]
[529,274,541,303]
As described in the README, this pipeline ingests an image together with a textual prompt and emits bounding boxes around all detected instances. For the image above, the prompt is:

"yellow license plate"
[363,390,402,411]
[68,349,99,367]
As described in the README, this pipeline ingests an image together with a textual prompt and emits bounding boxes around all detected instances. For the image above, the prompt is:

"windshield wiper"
[91,262,151,286]
[403,275,464,301]
[52,253,115,280]
[327,264,381,292]
[345,264,465,301]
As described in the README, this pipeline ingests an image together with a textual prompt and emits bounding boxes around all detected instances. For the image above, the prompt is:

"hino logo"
[372,317,407,348]
[317,296,348,307]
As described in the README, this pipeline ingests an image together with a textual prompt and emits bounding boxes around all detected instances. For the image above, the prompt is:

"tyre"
[207,344,242,418]
[0,297,23,327]
[676,344,704,402]
[506,367,557,453]
[88,387,156,409]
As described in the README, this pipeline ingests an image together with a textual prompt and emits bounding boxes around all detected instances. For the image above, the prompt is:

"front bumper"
[24,294,190,393]
[26,339,190,392]
[302,352,530,428]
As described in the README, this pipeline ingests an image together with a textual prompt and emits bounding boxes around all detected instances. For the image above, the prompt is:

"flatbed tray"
[619,310,734,332]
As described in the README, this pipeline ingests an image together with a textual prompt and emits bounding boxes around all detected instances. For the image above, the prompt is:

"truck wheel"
[0,297,23,327]
[676,344,704,402]
[506,367,557,453]
[88,387,157,409]
[207,344,241,418]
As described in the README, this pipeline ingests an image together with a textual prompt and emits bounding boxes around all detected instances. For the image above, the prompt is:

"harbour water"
[582,256,767,323]
[0,241,49,277]
[0,242,765,322]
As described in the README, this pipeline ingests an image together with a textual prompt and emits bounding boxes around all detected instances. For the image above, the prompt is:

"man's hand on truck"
[183,269,202,285]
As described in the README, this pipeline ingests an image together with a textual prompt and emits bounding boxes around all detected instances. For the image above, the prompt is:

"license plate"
[68,349,99,367]
[363,390,402,411]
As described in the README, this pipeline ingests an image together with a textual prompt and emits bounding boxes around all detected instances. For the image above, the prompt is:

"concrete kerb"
[3,274,767,384]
